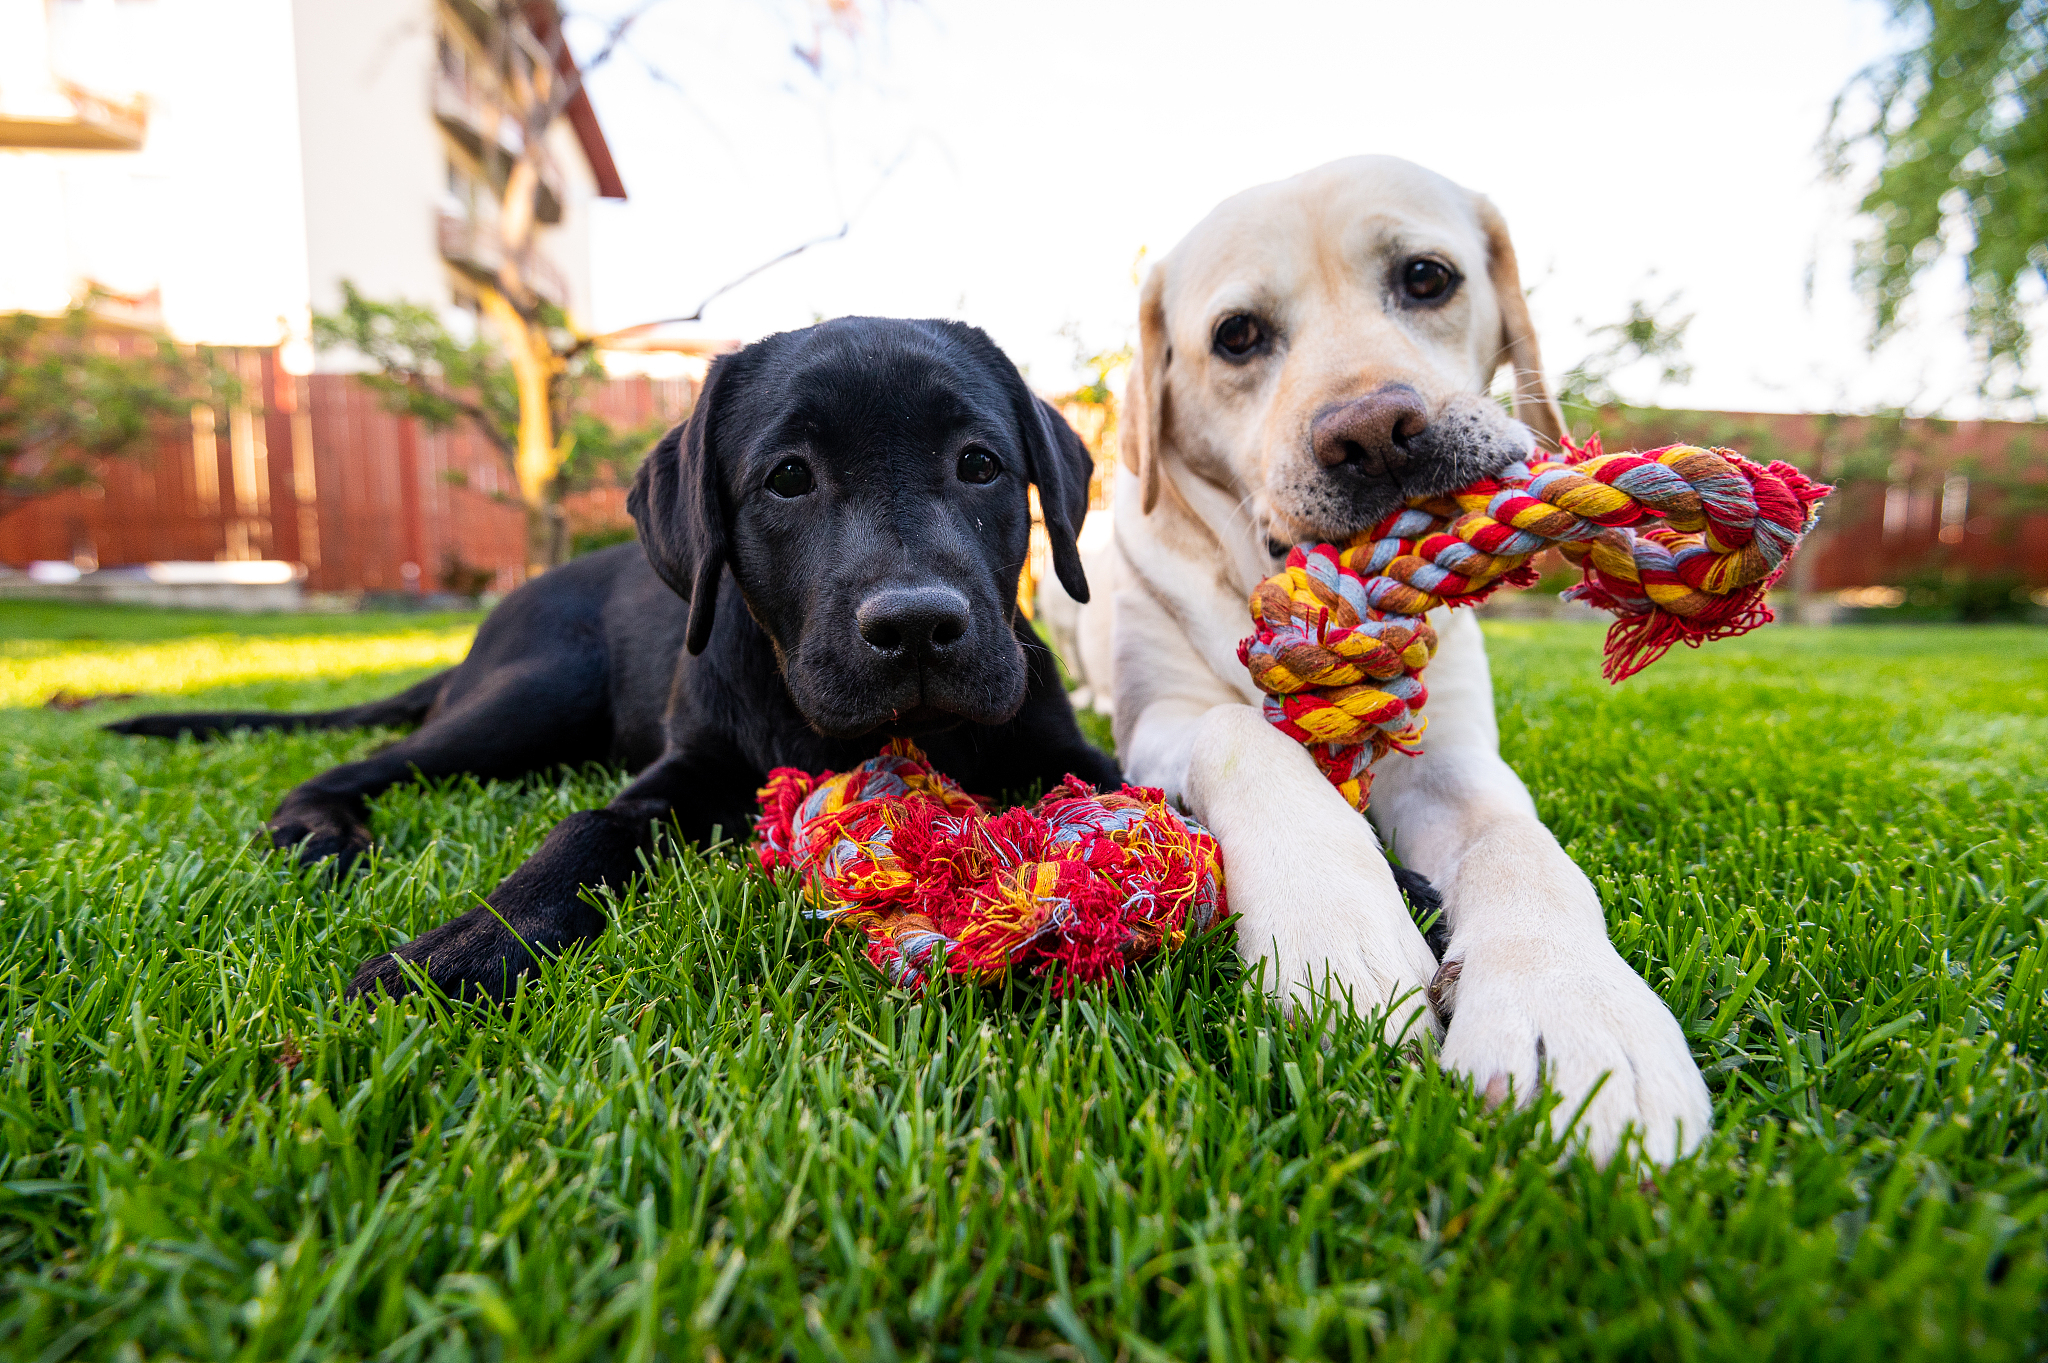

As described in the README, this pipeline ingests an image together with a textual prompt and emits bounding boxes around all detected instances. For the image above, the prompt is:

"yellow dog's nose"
[1312,384,1431,471]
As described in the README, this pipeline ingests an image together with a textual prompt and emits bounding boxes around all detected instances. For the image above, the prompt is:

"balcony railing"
[436,212,569,307]
[433,68,519,157]
[432,69,563,223]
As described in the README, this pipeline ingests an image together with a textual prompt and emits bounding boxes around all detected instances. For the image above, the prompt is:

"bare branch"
[487,3,658,321]
[524,1,656,133]
[625,47,730,147]
[639,224,854,330]
[601,144,914,333]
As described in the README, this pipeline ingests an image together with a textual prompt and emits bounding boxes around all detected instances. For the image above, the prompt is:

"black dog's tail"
[104,670,452,741]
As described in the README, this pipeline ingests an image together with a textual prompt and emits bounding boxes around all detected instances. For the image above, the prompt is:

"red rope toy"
[755,742,1225,992]
[1240,439,1834,809]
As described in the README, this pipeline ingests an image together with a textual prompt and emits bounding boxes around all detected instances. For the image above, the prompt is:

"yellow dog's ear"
[1475,195,1565,450]
[1124,259,1170,513]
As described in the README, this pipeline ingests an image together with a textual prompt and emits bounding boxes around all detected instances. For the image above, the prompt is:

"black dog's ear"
[628,353,737,654]
[1020,394,1096,604]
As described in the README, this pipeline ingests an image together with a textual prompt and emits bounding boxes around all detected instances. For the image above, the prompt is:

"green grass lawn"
[2,603,2045,1360]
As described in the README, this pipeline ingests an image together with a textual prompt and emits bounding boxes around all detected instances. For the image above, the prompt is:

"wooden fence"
[7,372,2041,598]
[1588,408,2048,590]
[0,346,695,594]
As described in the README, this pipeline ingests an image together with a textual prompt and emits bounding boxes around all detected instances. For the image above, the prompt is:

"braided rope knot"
[1236,544,1439,808]
[755,740,1226,992]
[1240,439,1832,811]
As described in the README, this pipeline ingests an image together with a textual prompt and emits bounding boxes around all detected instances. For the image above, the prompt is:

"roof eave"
[527,1,626,201]
[564,83,626,201]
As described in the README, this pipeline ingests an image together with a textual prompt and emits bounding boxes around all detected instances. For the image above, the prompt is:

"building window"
[446,289,481,343]
[445,157,474,214]
[438,31,465,86]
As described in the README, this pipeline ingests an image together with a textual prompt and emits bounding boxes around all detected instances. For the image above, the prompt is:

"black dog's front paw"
[343,878,610,1004]
[345,808,625,1004]
[1391,864,1448,961]
[270,802,373,873]
[345,904,543,1004]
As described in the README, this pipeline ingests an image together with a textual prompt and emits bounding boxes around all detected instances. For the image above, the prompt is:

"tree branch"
[377,369,521,467]
[630,223,854,332]
[596,142,913,337]
[522,1,654,139]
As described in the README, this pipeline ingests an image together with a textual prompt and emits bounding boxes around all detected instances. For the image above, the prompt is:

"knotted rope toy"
[1240,438,1834,809]
[755,741,1226,992]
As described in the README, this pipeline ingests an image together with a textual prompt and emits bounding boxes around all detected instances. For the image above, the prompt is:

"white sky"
[570,0,2043,419]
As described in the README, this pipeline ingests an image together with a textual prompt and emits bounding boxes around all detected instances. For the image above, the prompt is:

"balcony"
[437,212,568,307]
[432,69,562,224]
[433,68,519,159]
[0,82,146,151]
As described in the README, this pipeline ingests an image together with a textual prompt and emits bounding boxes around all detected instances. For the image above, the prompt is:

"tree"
[0,295,228,520]
[554,408,672,499]
[312,283,660,565]
[311,283,524,461]
[1554,294,1695,422]
[1829,0,2047,396]
[387,0,888,570]
[424,2,643,566]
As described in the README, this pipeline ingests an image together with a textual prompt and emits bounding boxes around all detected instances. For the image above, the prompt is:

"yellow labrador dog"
[1069,156,1711,1165]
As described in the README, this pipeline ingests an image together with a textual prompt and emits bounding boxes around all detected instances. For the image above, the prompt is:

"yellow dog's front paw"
[1434,934,1711,1166]
[1234,901,1443,1047]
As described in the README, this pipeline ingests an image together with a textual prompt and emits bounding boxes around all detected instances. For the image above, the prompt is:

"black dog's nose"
[856,586,970,661]
[1313,385,1430,476]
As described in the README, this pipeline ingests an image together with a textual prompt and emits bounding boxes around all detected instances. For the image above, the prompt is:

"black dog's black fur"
[109,318,1122,1001]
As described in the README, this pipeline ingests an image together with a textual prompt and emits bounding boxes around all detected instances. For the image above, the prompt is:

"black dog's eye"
[957,447,1001,485]
[766,458,814,498]
[1402,258,1457,302]
[1213,313,1267,359]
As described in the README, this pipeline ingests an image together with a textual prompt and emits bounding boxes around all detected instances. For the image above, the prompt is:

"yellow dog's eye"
[1403,258,1456,301]
[1213,313,1267,358]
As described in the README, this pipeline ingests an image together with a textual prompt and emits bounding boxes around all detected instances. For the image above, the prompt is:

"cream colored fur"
[1072,156,1711,1165]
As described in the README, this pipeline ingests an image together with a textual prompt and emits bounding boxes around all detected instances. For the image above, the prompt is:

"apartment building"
[0,0,671,593]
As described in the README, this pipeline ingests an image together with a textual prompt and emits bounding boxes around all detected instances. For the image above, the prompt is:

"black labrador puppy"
[109,317,1122,1001]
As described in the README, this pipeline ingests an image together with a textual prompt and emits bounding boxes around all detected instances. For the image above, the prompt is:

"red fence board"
[0,347,695,594]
